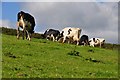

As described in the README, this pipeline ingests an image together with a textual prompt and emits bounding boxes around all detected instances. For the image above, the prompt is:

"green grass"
[2,34,118,78]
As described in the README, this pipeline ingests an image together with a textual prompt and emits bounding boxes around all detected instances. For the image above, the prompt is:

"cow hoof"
[17,36,19,39]
[28,39,31,41]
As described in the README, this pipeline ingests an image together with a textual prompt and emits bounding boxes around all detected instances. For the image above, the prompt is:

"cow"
[89,38,105,48]
[58,27,82,45]
[17,11,35,41]
[43,29,60,42]
[79,35,89,46]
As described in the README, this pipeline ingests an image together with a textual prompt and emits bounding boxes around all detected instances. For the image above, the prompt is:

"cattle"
[59,27,82,45]
[17,11,35,41]
[80,35,89,46]
[89,38,105,48]
[43,29,60,41]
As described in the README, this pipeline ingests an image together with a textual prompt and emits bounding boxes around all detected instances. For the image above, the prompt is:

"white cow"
[59,27,82,45]
[89,38,105,48]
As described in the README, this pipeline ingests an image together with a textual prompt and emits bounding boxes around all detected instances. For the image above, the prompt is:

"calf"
[80,35,89,46]
[59,27,82,45]
[17,11,35,41]
[44,29,60,41]
[89,38,105,48]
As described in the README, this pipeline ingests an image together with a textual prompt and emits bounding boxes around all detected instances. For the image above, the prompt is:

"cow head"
[57,31,64,41]
[43,30,48,38]
[17,11,25,21]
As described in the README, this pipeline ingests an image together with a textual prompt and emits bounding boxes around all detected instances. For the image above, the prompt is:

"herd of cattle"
[17,11,105,48]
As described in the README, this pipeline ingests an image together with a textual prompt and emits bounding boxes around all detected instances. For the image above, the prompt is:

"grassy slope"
[2,34,118,78]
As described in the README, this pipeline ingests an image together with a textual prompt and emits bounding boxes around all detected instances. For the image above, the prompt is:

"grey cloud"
[21,2,118,43]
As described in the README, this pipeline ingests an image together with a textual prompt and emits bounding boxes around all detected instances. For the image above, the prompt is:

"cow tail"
[78,29,81,40]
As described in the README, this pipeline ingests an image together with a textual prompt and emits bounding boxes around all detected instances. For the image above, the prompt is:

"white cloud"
[0,20,11,28]
[0,20,16,29]
[20,2,118,43]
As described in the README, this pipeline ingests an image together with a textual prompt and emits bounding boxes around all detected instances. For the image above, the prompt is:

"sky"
[0,0,119,44]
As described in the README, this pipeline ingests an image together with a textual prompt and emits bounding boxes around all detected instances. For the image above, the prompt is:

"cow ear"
[20,11,24,14]
[103,40,105,42]
[61,31,64,34]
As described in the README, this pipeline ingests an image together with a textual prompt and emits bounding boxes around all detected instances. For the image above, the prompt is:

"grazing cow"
[43,29,60,41]
[80,35,89,46]
[17,11,35,41]
[59,27,82,45]
[89,38,105,48]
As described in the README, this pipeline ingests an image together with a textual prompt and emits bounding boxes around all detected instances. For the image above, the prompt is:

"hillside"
[1,27,120,50]
[2,34,118,78]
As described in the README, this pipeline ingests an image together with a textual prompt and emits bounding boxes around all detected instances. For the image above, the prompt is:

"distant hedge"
[1,27,17,36]
[103,43,120,50]
[1,27,44,39]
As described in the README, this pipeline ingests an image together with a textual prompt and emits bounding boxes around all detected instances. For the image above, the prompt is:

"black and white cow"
[79,35,89,46]
[59,27,82,45]
[17,11,35,41]
[89,38,105,48]
[44,29,60,41]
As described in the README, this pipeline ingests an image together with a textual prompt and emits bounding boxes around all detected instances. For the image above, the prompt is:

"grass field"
[2,34,118,78]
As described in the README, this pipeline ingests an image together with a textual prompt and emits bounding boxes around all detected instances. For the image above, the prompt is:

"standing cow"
[43,29,60,41]
[89,38,105,48]
[59,27,82,45]
[80,35,89,46]
[17,11,35,41]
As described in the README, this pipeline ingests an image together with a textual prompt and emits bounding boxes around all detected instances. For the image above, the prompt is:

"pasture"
[2,34,118,78]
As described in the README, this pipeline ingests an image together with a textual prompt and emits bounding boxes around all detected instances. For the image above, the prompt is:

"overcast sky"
[1,1,119,44]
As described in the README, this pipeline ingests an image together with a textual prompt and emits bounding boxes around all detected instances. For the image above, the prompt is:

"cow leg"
[76,39,79,45]
[86,40,89,45]
[100,43,101,48]
[27,33,31,41]
[46,35,50,40]
[51,34,55,42]
[92,43,95,47]
[55,37,58,41]
[83,41,85,46]
[25,31,28,39]
[17,22,20,39]
[17,27,20,39]
[68,40,70,44]
[53,37,55,42]
[22,22,26,40]
[85,40,88,46]
[22,30,25,40]
[28,33,31,41]
[46,38,49,40]
[26,30,31,41]
[62,37,66,43]
[77,41,79,45]
[68,37,72,44]
[90,44,94,47]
